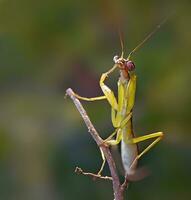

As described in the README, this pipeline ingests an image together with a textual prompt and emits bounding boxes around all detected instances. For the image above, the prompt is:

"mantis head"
[113,55,135,74]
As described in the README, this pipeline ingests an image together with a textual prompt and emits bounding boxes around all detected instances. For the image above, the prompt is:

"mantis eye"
[125,60,135,71]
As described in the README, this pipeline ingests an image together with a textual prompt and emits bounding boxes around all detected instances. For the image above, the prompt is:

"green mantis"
[72,24,164,176]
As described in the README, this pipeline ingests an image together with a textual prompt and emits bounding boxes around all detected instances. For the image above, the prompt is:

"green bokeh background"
[0,0,191,199]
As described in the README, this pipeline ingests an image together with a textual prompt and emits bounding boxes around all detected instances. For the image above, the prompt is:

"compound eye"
[125,60,135,71]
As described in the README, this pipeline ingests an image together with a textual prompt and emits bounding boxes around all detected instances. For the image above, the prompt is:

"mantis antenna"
[127,17,169,60]
[118,28,124,58]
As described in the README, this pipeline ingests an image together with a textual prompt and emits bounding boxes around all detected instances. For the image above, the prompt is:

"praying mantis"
[72,22,165,176]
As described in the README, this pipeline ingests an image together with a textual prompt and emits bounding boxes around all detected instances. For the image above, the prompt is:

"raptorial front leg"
[126,73,137,113]
[111,108,118,128]
[72,64,119,110]
[99,65,119,111]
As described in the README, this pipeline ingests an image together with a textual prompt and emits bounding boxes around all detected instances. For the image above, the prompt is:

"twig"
[75,167,113,181]
[66,88,128,200]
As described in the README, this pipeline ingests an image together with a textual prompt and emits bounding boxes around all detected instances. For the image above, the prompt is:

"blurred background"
[0,0,191,199]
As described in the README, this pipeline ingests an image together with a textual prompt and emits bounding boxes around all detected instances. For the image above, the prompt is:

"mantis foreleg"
[72,64,119,111]
[72,93,107,101]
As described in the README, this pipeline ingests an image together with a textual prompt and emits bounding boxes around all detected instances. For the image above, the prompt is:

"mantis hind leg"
[129,132,164,169]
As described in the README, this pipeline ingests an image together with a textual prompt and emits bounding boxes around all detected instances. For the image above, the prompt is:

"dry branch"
[66,88,130,200]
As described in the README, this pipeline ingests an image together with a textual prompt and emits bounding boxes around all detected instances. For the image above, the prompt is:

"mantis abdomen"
[121,121,138,174]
